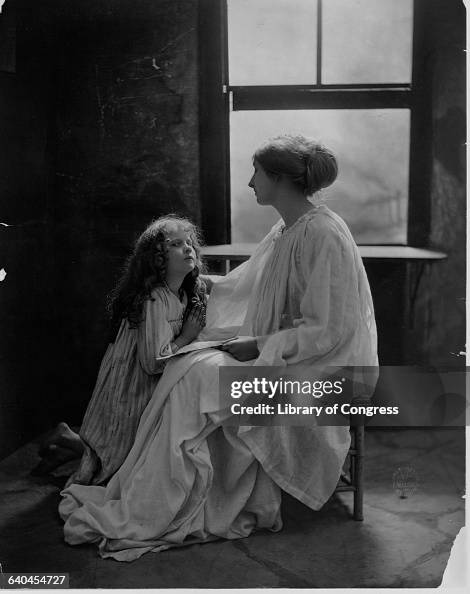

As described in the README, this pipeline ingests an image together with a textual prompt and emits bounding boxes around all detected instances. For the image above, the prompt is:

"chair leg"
[353,425,364,521]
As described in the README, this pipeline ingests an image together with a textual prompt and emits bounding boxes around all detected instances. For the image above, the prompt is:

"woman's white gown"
[59,205,378,561]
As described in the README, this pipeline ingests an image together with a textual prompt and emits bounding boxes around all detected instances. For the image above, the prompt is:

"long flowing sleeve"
[137,291,184,375]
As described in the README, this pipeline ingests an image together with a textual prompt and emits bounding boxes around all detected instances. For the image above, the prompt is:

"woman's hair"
[253,134,338,196]
[107,215,206,341]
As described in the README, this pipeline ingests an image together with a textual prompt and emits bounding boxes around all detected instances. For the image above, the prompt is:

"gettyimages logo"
[219,366,468,427]
[392,466,419,499]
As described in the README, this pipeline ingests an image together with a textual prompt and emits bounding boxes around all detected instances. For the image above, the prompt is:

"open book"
[155,339,230,361]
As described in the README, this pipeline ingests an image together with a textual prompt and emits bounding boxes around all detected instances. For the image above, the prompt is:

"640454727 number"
[0,573,69,588]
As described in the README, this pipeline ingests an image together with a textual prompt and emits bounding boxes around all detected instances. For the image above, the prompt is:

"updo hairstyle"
[253,135,338,196]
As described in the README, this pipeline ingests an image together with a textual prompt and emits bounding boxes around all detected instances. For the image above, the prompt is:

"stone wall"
[403,0,466,366]
[0,0,200,457]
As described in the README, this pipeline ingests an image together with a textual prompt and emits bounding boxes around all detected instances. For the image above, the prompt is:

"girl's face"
[248,160,277,205]
[164,224,197,277]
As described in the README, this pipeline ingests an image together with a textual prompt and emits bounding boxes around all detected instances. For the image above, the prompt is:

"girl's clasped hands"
[180,301,206,342]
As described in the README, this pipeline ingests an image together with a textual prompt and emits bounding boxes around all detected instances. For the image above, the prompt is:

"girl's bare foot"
[38,422,85,457]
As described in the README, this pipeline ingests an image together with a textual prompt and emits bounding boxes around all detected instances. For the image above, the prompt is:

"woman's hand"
[220,336,259,361]
[180,304,206,343]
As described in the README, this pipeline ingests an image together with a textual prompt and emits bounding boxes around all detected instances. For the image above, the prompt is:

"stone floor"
[0,428,465,588]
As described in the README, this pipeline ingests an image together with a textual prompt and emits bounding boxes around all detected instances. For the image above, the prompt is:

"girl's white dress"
[72,287,186,485]
[59,205,378,561]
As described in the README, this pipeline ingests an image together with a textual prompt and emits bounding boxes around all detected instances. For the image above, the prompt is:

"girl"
[35,215,207,486]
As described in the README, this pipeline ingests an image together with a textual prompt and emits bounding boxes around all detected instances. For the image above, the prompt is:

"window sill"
[202,244,447,263]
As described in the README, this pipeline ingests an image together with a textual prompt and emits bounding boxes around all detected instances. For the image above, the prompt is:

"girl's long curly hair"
[107,215,206,342]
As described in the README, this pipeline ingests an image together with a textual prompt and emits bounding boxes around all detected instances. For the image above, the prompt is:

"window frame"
[198,0,431,246]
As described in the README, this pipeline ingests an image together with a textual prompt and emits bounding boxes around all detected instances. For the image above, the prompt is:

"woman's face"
[248,161,277,205]
[164,224,196,277]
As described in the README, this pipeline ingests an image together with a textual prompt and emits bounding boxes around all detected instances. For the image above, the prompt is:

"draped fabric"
[73,287,186,486]
[59,205,378,561]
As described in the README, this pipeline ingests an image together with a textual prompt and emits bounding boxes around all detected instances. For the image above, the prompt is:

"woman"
[59,135,378,561]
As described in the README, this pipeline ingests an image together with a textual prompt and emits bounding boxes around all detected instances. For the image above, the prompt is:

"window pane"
[227,0,317,85]
[322,0,413,84]
[230,109,409,244]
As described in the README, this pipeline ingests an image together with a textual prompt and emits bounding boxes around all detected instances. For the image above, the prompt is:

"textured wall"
[0,0,200,457]
[49,0,200,425]
[403,0,466,366]
[0,0,55,456]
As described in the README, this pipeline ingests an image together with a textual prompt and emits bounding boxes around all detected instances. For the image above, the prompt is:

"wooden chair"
[334,394,371,521]
[335,423,365,521]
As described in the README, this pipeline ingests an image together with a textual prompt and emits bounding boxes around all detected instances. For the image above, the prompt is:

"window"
[230,109,410,243]
[198,0,430,246]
